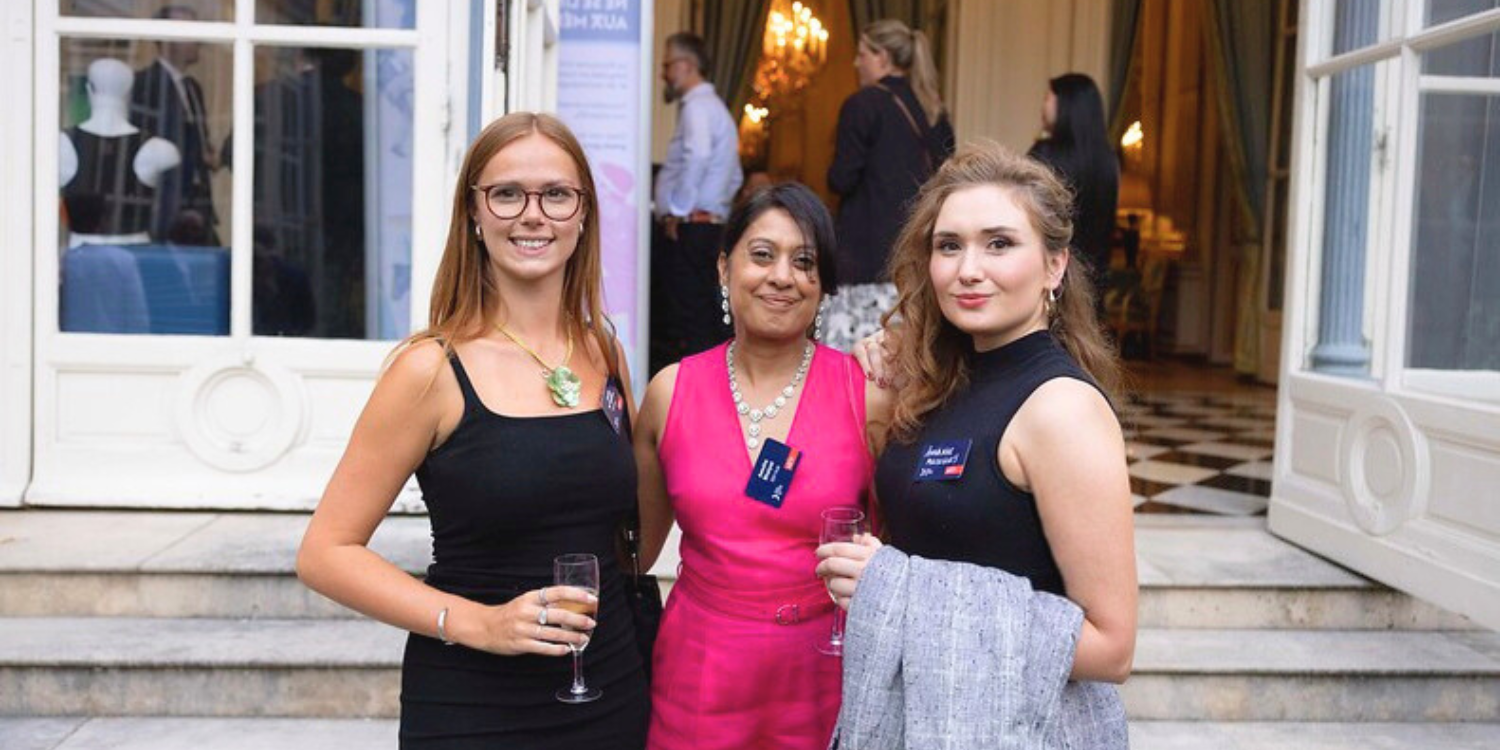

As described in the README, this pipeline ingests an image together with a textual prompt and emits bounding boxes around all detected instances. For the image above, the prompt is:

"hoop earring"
[474,224,484,243]
[721,285,731,326]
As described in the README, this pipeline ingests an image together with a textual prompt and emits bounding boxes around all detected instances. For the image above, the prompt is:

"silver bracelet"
[436,606,454,646]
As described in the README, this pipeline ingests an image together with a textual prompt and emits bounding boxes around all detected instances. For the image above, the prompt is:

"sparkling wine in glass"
[553,553,602,703]
[817,507,865,656]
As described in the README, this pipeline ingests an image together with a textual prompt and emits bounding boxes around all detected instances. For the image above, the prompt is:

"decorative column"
[1310,1,1379,376]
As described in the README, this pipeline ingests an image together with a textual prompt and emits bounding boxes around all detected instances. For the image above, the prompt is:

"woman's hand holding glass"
[458,585,597,657]
[815,533,883,611]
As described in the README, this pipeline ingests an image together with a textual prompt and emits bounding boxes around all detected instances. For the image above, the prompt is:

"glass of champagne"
[817,507,866,656]
[553,553,602,703]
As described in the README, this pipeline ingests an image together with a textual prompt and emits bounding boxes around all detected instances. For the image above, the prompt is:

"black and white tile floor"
[1121,390,1278,516]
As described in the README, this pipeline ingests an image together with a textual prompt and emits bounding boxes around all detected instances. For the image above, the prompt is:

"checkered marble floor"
[1121,390,1278,516]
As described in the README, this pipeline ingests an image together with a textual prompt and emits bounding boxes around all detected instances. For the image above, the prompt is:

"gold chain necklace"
[496,324,582,408]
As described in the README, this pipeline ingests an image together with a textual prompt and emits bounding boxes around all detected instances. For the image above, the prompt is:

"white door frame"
[28,1,466,509]
[0,2,35,508]
[1270,0,1500,630]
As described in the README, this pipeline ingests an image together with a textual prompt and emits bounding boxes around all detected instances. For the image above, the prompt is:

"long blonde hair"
[394,112,618,377]
[862,19,944,126]
[883,142,1121,441]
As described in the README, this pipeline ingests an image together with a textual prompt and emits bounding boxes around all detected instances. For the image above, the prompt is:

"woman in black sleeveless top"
[820,143,1138,685]
[298,112,648,748]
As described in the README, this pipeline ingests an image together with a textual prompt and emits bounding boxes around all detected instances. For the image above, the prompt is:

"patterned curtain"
[1107,0,1143,133]
[1206,0,1278,374]
[701,0,771,114]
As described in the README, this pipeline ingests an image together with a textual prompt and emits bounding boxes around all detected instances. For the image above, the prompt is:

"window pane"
[61,0,233,22]
[1407,91,1500,372]
[256,0,414,29]
[1423,29,1500,76]
[1427,0,1499,27]
[245,46,412,339]
[59,36,232,335]
[1331,0,1385,56]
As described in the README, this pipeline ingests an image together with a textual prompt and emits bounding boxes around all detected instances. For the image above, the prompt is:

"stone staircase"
[0,510,1497,749]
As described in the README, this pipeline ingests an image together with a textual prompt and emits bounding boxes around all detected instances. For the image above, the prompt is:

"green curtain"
[1206,0,1278,375]
[701,0,771,115]
[1107,0,1142,133]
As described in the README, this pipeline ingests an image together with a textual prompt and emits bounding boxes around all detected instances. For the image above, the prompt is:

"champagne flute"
[553,553,602,703]
[817,507,865,656]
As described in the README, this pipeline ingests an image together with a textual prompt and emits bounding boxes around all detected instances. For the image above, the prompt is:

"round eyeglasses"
[472,183,587,221]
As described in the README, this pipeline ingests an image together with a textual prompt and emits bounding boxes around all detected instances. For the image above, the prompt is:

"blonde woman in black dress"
[298,112,648,749]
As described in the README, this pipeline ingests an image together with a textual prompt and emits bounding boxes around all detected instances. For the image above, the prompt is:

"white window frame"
[1289,0,1500,405]
[35,2,449,344]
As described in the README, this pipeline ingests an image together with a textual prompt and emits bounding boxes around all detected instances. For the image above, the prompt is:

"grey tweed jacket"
[830,545,1128,750]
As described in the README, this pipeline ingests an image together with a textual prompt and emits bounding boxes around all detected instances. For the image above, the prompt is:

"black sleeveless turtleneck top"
[875,330,1100,596]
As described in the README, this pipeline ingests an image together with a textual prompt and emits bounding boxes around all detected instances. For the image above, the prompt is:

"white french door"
[29,0,463,510]
[1272,0,1500,629]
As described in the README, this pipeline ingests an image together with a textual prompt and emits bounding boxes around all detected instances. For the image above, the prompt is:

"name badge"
[601,376,626,436]
[914,439,972,482]
[745,438,803,509]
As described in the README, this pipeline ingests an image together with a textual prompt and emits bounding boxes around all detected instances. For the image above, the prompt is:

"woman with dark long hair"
[297,112,648,748]
[824,18,956,352]
[1028,73,1120,297]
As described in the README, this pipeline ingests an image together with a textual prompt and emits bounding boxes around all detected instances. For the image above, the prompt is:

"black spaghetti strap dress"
[399,352,649,749]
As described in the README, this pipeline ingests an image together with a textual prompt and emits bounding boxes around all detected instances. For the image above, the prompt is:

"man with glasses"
[652,32,743,371]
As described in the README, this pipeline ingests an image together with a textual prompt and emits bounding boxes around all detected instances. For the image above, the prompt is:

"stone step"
[5,718,1497,750]
[3,618,1499,721]
[0,510,1474,629]
[1124,628,1500,721]
[1129,721,1500,749]
[0,717,397,750]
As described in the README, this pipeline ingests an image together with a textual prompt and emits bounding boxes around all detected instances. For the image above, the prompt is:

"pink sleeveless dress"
[648,342,872,750]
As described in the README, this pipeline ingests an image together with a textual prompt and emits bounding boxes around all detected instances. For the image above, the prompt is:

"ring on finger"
[537,588,549,606]
[537,607,549,626]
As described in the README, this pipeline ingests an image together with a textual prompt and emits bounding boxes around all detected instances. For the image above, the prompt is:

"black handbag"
[621,517,663,682]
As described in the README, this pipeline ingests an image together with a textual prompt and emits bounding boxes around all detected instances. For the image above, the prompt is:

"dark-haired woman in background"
[1028,73,1119,312]
[634,183,887,749]
[824,19,956,352]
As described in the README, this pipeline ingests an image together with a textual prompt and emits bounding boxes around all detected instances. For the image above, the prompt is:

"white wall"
[947,0,1113,152]
[0,2,33,506]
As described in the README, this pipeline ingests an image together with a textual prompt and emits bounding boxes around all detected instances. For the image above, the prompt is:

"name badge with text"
[745,438,803,509]
[914,439,972,482]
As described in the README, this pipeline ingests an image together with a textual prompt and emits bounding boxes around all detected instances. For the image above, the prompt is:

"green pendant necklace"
[496,324,582,409]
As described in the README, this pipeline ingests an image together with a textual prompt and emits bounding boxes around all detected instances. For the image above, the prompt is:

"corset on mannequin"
[60,58,182,246]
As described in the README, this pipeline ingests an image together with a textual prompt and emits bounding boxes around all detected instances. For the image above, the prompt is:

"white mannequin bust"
[61,58,182,246]
[60,58,181,190]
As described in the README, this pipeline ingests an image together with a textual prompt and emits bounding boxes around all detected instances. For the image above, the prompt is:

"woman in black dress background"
[824,18,955,351]
[1028,73,1119,309]
[298,112,648,748]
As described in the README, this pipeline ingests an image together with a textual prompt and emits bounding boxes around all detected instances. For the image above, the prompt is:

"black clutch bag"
[622,523,663,683]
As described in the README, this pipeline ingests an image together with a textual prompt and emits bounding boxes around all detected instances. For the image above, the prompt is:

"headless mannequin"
[60,58,181,246]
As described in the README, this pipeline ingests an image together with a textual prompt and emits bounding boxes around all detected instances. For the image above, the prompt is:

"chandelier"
[750,1,829,111]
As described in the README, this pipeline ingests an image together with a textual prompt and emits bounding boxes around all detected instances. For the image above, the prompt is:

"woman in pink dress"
[633,182,887,749]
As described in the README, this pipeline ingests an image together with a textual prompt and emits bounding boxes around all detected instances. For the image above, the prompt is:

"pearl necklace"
[726,340,813,450]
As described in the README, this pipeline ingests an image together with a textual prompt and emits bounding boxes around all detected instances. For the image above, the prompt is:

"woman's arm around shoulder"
[632,364,680,571]
[1004,377,1137,683]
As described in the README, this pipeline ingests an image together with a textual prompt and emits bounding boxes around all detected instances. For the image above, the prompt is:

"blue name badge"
[914,439,972,482]
[601,376,626,436]
[745,438,803,509]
